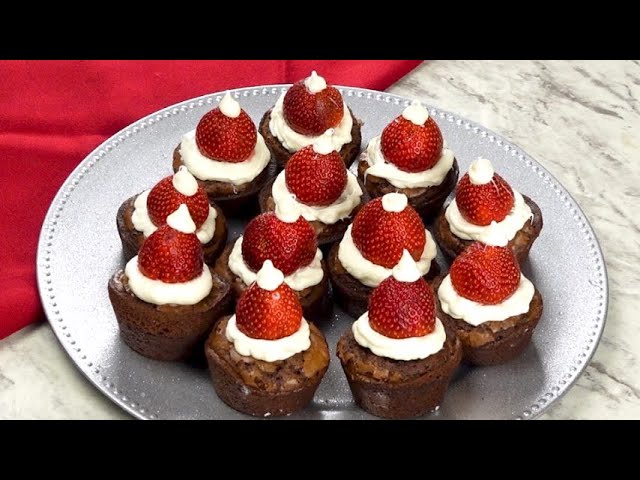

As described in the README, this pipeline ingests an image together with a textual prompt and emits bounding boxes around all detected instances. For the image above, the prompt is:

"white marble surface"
[1,60,638,419]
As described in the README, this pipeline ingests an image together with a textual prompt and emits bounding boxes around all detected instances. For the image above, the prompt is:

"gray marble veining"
[0,60,637,419]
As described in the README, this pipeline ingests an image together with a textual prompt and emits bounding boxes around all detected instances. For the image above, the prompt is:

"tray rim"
[36,83,609,420]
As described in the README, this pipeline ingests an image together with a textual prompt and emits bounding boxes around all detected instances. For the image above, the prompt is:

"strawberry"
[195,107,257,162]
[450,242,520,305]
[242,213,317,276]
[146,176,210,228]
[369,276,436,339]
[236,280,302,340]
[282,80,344,136]
[455,172,514,226]
[285,145,347,206]
[351,197,426,268]
[380,116,443,173]
[138,224,203,283]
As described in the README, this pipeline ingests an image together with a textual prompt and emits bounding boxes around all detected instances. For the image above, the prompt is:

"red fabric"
[0,60,420,339]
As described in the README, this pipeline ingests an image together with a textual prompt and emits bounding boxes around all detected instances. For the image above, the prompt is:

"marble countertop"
[1,60,638,420]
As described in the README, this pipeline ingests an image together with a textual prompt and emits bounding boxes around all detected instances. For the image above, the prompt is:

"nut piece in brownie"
[337,251,462,419]
[172,92,276,216]
[435,242,544,366]
[109,205,232,362]
[213,212,332,322]
[357,100,459,220]
[328,192,440,319]
[433,157,543,264]
[117,166,227,265]
[206,261,329,417]
[258,129,367,247]
[258,70,362,168]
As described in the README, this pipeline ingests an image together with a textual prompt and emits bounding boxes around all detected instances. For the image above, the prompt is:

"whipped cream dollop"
[272,170,362,225]
[219,91,241,118]
[179,130,271,186]
[304,70,327,93]
[338,225,437,288]
[313,129,336,155]
[255,260,284,291]
[228,236,324,291]
[125,256,212,306]
[225,315,311,362]
[167,204,196,233]
[402,100,430,126]
[445,191,532,247]
[173,166,199,195]
[364,135,455,189]
[381,192,408,212]
[468,157,494,185]
[268,78,353,152]
[438,273,535,326]
[392,249,422,282]
[131,190,217,244]
[353,314,446,361]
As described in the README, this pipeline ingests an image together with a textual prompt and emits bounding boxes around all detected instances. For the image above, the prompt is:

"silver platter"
[37,85,608,419]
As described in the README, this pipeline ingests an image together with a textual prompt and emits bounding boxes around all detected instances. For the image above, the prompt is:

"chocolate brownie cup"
[356,101,459,220]
[109,266,232,362]
[206,315,329,417]
[117,193,227,265]
[337,324,461,419]
[358,157,459,221]
[205,261,330,417]
[257,71,362,169]
[259,107,362,169]
[435,242,543,366]
[337,252,462,419]
[434,195,543,264]
[328,242,439,319]
[213,239,332,323]
[173,92,276,217]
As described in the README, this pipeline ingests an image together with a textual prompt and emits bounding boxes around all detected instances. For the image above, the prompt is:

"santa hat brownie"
[357,100,459,220]
[109,204,232,361]
[328,192,440,318]
[259,129,367,246]
[205,260,330,417]
[173,92,276,214]
[337,250,462,419]
[434,157,543,264]
[213,210,331,322]
[259,71,363,168]
[116,166,228,265]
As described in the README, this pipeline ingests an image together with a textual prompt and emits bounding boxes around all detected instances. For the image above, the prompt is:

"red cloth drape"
[0,59,420,339]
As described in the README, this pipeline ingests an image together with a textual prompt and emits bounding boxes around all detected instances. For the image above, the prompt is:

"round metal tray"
[37,85,608,419]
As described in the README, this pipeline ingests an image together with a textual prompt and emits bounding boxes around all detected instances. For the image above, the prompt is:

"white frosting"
[131,190,217,244]
[313,129,336,155]
[353,314,446,361]
[392,250,421,282]
[228,237,324,291]
[166,204,196,234]
[272,170,362,225]
[438,273,534,326]
[402,101,430,126]
[338,225,437,288]
[124,256,212,306]
[255,260,284,291]
[381,192,408,212]
[304,71,327,93]
[225,315,311,362]
[468,157,494,185]
[364,135,455,189]
[268,92,353,152]
[219,91,241,118]
[179,130,270,186]
[172,166,199,196]
[445,190,533,247]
